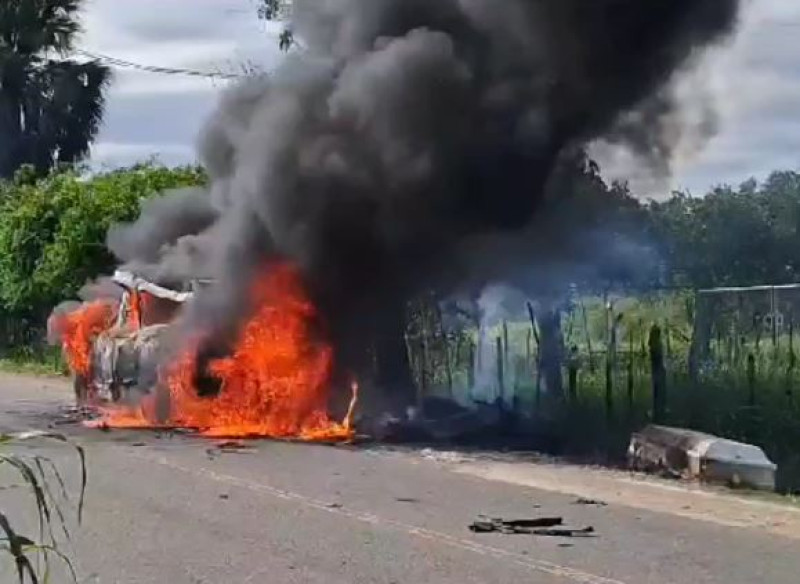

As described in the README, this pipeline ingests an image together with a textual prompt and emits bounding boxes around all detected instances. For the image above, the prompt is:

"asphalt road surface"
[1,375,799,584]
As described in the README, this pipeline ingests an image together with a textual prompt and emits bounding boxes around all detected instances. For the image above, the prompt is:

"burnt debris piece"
[573,498,608,507]
[367,397,502,442]
[469,517,595,537]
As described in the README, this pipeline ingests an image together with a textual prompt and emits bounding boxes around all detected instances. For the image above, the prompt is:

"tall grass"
[0,346,66,377]
[1,431,86,583]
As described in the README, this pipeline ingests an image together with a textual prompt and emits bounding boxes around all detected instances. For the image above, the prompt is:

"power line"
[75,49,243,80]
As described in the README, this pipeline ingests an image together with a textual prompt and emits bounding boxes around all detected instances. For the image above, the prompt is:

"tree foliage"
[0,165,206,322]
[0,0,111,178]
[650,171,800,288]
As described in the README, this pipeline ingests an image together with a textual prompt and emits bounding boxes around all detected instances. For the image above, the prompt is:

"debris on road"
[49,406,89,426]
[469,516,596,537]
[205,440,254,459]
[529,526,595,538]
[214,440,250,450]
[573,497,607,507]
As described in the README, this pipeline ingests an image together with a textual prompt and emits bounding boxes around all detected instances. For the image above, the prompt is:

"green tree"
[648,171,800,289]
[0,0,111,179]
[0,165,206,329]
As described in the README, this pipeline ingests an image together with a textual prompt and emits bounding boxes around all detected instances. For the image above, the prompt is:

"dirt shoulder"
[406,449,800,540]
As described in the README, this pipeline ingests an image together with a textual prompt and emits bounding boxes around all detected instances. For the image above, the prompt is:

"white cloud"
[81,0,280,167]
[90,142,196,168]
[596,0,800,197]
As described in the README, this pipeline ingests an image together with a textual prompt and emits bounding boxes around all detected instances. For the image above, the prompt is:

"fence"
[403,289,800,494]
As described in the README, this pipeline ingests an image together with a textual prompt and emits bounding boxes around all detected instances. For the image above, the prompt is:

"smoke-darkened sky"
[83,0,799,198]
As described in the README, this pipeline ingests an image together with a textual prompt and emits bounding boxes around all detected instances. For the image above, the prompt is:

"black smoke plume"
[106,0,741,398]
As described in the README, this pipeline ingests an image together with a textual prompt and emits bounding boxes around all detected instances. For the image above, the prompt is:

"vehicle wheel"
[73,374,90,405]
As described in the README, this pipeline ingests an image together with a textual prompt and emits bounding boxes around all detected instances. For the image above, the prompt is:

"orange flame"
[51,301,118,378]
[128,290,141,330]
[98,263,356,441]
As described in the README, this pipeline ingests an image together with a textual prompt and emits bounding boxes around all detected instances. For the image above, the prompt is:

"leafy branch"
[0,431,87,583]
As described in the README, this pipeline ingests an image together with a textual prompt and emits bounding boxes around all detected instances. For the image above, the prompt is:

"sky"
[80,0,800,198]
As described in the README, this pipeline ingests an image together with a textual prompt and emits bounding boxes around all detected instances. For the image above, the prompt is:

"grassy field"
[0,345,66,376]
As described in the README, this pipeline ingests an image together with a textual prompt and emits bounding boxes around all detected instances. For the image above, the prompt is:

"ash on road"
[1,375,798,584]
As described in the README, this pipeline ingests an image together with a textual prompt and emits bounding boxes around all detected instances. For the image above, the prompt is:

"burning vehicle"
[49,264,358,441]
[68,270,200,405]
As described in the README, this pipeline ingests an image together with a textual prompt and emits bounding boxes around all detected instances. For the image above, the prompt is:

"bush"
[0,164,206,329]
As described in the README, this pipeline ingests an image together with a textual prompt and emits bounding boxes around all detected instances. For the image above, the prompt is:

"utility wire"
[75,49,243,80]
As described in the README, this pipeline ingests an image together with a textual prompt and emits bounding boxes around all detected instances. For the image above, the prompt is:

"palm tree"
[0,0,110,179]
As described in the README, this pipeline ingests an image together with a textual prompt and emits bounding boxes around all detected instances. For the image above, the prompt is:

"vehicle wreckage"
[69,270,502,441]
[72,270,205,404]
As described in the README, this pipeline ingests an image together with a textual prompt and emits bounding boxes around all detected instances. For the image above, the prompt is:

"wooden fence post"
[567,345,579,403]
[581,301,595,373]
[417,339,427,408]
[627,328,635,415]
[443,333,453,397]
[605,352,614,420]
[503,320,510,368]
[527,302,542,408]
[502,320,510,396]
[787,318,795,399]
[649,324,666,424]
[496,336,505,408]
[435,303,453,397]
[606,313,623,422]
[467,339,475,390]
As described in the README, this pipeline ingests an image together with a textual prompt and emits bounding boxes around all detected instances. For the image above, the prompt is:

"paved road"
[1,375,798,584]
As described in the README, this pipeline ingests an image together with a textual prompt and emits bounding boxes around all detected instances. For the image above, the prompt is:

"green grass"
[0,346,67,377]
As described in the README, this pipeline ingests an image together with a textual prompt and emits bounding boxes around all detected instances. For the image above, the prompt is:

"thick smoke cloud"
[106,0,741,381]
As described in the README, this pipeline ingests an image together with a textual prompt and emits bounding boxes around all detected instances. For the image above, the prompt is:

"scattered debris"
[469,517,595,538]
[470,516,562,533]
[372,398,501,443]
[418,448,471,464]
[215,440,249,450]
[530,527,595,538]
[206,440,253,458]
[173,428,197,435]
[573,497,607,507]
